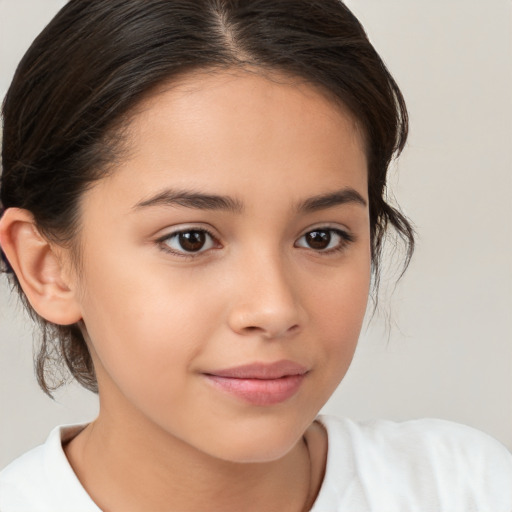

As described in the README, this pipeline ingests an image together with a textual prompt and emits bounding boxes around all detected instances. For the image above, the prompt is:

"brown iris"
[305,230,331,250]
[178,231,207,252]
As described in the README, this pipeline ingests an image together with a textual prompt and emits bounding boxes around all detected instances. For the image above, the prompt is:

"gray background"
[1,0,511,469]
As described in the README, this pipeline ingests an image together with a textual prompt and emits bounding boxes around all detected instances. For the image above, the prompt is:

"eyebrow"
[296,188,367,212]
[133,187,367,213]
[133,189,244,214]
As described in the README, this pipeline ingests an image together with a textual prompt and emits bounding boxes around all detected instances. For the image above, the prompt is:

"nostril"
[242,323,300,338]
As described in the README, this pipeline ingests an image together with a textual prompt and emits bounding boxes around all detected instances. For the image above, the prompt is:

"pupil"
[179,231,205,252]
[307,230,330,249]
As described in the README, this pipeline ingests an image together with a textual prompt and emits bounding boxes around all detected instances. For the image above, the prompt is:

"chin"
[196,414,312,464]
[213,437,300,464]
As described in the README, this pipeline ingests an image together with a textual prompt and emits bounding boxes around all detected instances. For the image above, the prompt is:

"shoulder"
[0,424,100,512]
[0,442,48,510]
[320,414,512,458]
[312,415,512,511]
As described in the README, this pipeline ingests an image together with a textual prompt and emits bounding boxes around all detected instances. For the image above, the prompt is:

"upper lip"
[205,360,308,379]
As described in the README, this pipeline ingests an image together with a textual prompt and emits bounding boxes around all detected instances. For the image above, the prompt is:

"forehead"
[88,70,368,212]
[131,69,365,157]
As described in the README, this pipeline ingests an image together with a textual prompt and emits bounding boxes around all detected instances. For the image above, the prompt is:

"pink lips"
[204,360,308,406]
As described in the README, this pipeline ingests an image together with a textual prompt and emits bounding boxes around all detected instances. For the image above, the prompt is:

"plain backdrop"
[1,0,511,469]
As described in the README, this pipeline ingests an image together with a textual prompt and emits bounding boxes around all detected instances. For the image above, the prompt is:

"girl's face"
[71,71,371,462]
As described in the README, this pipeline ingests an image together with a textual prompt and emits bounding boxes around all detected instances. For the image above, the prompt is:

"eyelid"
[155,225,221,258]
[298,222,352,236]
[154,223,219,242]
[294,225,355,253]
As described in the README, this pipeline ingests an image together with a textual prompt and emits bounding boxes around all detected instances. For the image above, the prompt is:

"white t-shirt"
[1,415,511,511]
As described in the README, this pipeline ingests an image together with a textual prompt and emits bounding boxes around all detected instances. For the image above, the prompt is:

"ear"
[0,208,82,325]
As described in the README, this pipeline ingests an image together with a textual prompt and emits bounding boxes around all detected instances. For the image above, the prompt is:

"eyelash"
[157,227,219,258]
[157,226,355,259]
[295,228,355,254]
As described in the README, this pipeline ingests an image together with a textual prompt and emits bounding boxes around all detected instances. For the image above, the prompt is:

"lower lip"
[205,374,306,406]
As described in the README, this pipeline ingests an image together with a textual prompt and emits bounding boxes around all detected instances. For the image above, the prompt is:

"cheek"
[321,269,370,342]
[305,254,371,385]
[77,256,220,399]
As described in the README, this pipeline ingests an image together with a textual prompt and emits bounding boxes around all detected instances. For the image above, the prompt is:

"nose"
[226,251,306,339]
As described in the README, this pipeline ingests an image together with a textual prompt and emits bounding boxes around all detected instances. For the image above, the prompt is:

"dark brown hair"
[0,0,414,396]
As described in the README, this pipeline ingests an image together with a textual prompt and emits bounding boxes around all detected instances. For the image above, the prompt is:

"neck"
[64,406,316,512]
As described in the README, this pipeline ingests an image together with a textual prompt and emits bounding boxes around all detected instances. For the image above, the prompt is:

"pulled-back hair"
[0,0,413,396]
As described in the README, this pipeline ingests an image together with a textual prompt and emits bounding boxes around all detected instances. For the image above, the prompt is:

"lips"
[203,360,308,406]
[207,360,308,379]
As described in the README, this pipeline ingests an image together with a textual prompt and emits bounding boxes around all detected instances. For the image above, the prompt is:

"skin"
[0,70,371,511]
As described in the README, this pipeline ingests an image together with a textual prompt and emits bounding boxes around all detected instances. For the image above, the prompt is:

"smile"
[203,360,308,406]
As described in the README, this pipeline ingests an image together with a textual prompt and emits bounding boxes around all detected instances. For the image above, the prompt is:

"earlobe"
[0,208,82,325]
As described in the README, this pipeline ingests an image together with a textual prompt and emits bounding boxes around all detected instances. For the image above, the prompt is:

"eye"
[159,228,217,256]
[295,228,353,253]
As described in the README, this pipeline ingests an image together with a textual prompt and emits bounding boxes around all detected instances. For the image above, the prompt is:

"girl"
[0,1,511,510]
